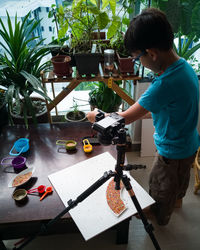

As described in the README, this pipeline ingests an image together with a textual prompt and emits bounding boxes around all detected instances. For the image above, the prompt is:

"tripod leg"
[121,175,161,250]
[14,171,115,250]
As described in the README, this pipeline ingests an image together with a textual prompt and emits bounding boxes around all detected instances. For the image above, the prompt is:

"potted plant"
[88,81,122,112]
[54,0,121,76]
[47,4,74,59]
[48,39,71,57]
[56,0,121,42]
[65,99,86,122]
[0,12,51,128]
[51,55,72,77]
[47,4,75,72]
[110,31,136,74]
[0,87,8,132]
[11,97,48,125]
[59,2,103,76]
[72,35,102,76]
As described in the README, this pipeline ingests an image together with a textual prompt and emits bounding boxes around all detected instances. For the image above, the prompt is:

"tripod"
[14,128,161,250]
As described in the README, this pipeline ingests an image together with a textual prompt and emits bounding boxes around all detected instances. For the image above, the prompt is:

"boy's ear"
[146,48,158,61]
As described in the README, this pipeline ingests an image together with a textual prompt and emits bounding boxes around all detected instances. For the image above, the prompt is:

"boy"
[87,8,199,225]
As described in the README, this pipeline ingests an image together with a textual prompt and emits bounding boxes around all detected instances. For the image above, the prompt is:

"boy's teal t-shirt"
[138,58,200,159]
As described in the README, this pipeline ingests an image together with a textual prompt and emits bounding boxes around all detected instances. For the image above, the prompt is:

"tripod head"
[92,110,126,145]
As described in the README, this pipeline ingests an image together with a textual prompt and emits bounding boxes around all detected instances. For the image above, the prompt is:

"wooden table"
[0,122,130,249]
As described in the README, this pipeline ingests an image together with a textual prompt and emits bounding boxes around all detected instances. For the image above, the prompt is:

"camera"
[92,110,125,145]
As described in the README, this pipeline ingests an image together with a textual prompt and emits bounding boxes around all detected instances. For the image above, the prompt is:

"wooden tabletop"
[0,122,118,225]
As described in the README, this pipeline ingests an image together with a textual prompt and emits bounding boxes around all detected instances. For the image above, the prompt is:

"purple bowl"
[12,156,26,170]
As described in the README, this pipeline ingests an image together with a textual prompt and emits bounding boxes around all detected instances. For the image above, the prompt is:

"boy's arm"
[87,102,149,125]
[118,102,150,124]
[140,111,152,119]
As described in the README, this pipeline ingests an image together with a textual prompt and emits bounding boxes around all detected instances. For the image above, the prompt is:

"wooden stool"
[194,147,200,194]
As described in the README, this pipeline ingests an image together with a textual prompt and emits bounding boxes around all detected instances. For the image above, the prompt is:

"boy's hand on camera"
[87,108,99,123]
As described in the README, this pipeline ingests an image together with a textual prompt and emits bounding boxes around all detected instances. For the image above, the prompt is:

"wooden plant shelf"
[41,63,141,123]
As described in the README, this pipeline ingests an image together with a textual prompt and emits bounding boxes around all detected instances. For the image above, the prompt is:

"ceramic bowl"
[65,140,77,151]
[12,189,27,202]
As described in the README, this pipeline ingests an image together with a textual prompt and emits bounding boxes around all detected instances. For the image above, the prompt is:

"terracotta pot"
[50,47,76,67]
[91,32,106,40]
[51,55,72,77]
[116,52,134,74]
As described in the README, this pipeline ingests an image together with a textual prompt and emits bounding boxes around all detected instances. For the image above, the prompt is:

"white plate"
[8,167,35,188]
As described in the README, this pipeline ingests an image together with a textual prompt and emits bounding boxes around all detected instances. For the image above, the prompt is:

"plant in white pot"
[65,99,86,122]
[0,87,8,132]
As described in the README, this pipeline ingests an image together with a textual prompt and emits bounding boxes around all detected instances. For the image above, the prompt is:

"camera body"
[92,111,125,145]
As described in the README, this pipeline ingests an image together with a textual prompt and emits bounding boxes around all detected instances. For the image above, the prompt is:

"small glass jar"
[104,49,115,71]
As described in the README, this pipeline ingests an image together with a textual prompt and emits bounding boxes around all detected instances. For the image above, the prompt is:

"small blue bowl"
[9,138,29,156]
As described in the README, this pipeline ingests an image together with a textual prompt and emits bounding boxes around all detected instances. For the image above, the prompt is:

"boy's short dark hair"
[124,8,174,53]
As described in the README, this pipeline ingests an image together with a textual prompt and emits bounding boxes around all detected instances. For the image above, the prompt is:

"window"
[49,26,52,32]
[46,7,49,12]
[38,7,41,12]
[41,26,44,32]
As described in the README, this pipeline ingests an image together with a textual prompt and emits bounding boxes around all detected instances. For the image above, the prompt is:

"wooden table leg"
[115,218,130,244]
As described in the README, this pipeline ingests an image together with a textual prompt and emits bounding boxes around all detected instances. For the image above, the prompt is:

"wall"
[130,80,151,144]
[140,118,156,157]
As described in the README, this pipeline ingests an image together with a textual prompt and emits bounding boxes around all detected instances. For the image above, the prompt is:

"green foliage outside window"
[152,0,200,61]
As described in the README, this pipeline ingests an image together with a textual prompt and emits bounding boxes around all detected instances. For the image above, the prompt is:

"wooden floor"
[4,151,200,250]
